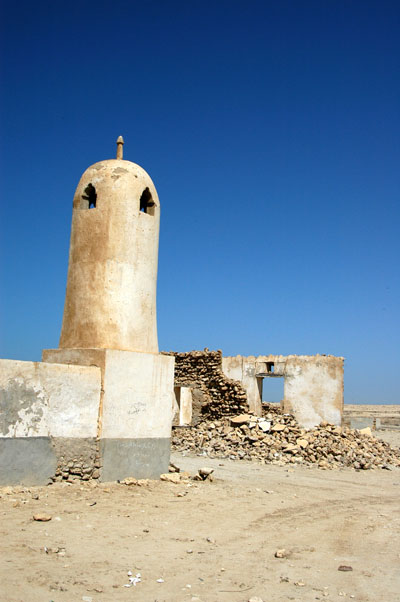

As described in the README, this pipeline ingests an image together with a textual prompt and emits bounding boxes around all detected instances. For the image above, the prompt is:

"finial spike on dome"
[116,135,124,159]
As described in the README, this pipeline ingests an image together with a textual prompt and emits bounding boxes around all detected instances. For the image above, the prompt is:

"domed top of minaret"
[73,136,159,215]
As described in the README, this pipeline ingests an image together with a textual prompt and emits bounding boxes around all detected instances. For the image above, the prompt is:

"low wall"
[0,359,101,485]
[1,349,175,485]
[343,404,400,431]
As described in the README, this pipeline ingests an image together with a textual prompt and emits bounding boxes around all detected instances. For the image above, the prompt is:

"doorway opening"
[259,376,284,404]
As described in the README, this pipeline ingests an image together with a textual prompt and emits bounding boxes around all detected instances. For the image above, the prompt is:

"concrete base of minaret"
[43,348,175,481]
[0,350,174,485]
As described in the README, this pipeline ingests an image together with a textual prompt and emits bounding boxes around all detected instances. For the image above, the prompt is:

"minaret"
[59,137,160,352]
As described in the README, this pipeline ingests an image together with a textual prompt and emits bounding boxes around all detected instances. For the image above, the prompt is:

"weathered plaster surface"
[0,360,101,438]
[222,356,262,415]
[223,354,344,428]
[43,348,175,440]
[59,159,160,353]
[101,350,175,439]
[283,355,343,429]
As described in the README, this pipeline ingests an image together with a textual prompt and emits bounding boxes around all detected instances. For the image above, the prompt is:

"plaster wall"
[101,350,175,439]
[222,356,262,415]
[283,356,343,429]
[0,359,101,485]
[223,354,344,429]
[0,360,100,438]
[60,159,160,353]
[176,387,193,426]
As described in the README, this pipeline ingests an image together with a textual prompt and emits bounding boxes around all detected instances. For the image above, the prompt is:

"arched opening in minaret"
[81,183,97,209]
[139,187,156,216]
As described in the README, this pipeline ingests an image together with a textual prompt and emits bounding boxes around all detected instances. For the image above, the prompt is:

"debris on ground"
[160,471,191,484]
[119,477,151,486]
[33,513,52,522]
[123,571,141,587]
[172,403,400,470]
[193,467,214,481]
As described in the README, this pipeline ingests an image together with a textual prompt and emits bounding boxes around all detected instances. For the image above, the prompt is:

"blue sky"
[1,1,399,404]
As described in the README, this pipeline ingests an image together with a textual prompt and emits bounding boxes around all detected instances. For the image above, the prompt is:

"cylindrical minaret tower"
[59,136,160,352]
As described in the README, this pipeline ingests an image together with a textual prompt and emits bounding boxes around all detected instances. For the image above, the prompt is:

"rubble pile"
[172,404,400,470]
[162,349,249,418]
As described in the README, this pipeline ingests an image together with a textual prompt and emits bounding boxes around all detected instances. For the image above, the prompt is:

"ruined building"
[168,350,344,430]
[0,137,345,486]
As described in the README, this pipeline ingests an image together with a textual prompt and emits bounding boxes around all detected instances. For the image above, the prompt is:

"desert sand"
[1,435,399,602]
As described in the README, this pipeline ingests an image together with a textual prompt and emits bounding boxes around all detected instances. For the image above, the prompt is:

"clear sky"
[0,1,399,404]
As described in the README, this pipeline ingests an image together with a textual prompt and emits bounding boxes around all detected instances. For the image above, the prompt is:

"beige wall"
[101,350,175,439]
[174,387,193,426]
[223,354,344,428]
[283,356,343,428]
[222,356,262,415]
[60,159,160,353]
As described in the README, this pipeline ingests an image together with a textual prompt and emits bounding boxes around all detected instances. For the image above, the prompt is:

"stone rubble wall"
[51,438,101,482]
[162,350,249,419]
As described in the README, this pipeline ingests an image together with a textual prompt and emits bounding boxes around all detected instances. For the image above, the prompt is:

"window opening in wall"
[139,187,156,215]
[82,183,97,209]
[262,376,284,404]
[266,362,275,374]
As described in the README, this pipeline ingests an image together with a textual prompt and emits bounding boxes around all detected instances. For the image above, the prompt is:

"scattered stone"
[248,597,264,602]
[160,473,181,484]
[359,427,372,437]
[294,580,305,586]
[275,549,287,558]
[120,477,150,486]
[172,403,400,470]
[297,438,308,448]
[230,414,250,426]
[271,423,286,431]
[33,513,52,522]
[338,565,353,572]
[198,467,214,480]
[169,462,180,473]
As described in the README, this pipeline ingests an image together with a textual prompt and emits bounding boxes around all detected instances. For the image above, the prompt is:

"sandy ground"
[1,435,400,602]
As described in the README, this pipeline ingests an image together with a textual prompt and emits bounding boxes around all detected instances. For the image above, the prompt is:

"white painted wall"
[101,350,175,439]
[0,360,101,438]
